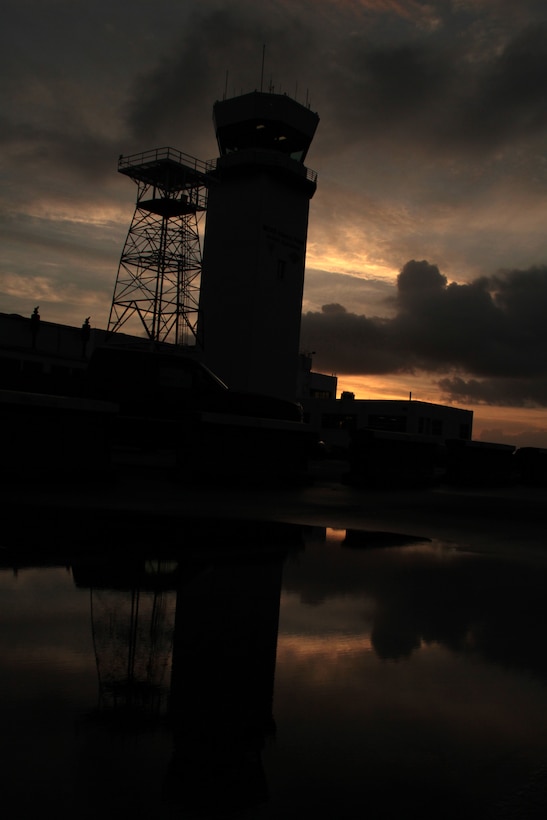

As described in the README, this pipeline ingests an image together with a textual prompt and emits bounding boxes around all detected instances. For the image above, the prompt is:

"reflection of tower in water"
[73,520,300,815]
[89,560,178,721]
[164,544,289,815]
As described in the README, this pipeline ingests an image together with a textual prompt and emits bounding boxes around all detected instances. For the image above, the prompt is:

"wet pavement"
[2,460,547,819]
[3,456,547,559]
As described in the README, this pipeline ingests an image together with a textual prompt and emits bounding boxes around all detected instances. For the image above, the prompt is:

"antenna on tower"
[224,70,229,100]
[260,44,265,92]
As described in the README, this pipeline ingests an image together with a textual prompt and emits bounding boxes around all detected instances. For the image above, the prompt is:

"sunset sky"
[3,1,547,445]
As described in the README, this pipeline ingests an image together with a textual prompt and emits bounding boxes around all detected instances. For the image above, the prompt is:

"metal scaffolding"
[108,148,213,346]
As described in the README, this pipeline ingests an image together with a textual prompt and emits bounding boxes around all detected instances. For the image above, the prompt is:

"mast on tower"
[108,148,212,347]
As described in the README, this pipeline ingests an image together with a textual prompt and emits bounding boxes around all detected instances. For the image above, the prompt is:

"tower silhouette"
[197,91,319,398]
[108,91,319,399]
[108,148,211,346]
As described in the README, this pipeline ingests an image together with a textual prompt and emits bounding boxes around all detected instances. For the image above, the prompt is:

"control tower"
[197,91,319,399]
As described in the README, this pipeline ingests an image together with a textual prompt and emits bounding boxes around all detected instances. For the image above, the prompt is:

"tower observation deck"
[108,148,213,346]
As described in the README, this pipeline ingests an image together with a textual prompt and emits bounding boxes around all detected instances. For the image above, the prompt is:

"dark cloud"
[397,259,447,298]
[5,1,547,167]
[318,17,547,162]
[438,375,547,408]
[452,22,547,151]
[301,262,547,407]
[5,1,547,198]
[122,3,320,153]
[320,303,347,315]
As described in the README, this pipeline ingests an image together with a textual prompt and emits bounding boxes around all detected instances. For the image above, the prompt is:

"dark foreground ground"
[3,454,546,561]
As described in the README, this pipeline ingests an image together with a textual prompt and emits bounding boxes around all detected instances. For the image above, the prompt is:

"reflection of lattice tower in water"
[108,148,212,346]
[89,565,177,719]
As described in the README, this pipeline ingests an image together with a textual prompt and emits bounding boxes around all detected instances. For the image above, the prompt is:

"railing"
[118,146,317,185]
[118,147,215,177]
[216,149,318,184]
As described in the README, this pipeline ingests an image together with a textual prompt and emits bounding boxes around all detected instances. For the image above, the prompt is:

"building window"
[368,414,407,433]
[431,419,443,436]
[321,413,356,430]
[419,417,433,434]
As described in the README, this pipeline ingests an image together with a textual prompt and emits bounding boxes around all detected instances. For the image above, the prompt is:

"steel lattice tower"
[108,148,212,346]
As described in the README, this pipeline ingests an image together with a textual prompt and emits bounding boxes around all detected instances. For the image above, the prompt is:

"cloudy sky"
[3,0,547,445]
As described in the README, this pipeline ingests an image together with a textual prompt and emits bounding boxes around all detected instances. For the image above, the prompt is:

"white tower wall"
[197,91,319,400]
[200,161,312,397]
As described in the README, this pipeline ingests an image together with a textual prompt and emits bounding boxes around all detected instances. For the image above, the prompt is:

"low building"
[302,393,473,453]
[296,352,473,453]
[0,311,473,460]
